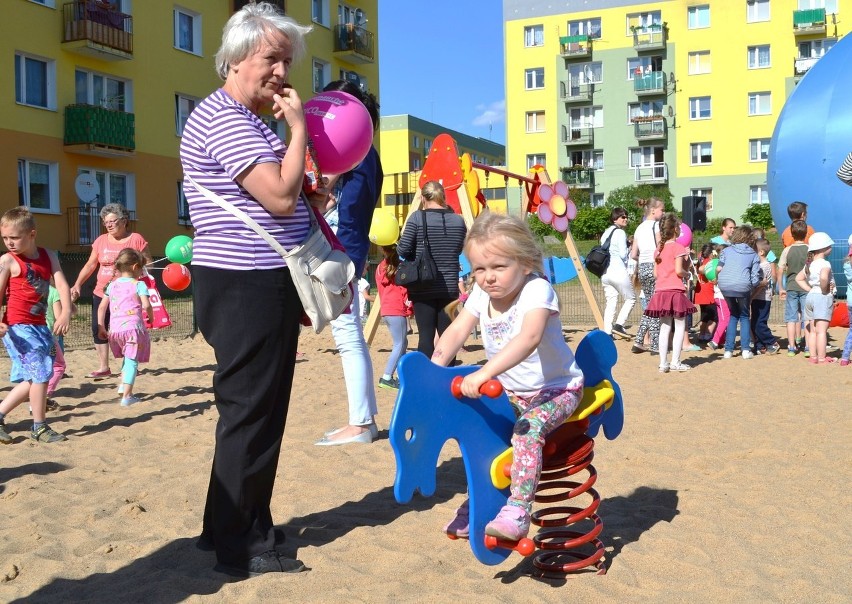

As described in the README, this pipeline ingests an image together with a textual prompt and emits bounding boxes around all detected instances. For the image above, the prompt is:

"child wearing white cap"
[841,235,852,366]
[795,232,835,363]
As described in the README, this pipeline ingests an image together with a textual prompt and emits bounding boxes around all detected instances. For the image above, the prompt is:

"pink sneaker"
[484,505,531,541]
[840,359,850,366]
[443,500,469,538]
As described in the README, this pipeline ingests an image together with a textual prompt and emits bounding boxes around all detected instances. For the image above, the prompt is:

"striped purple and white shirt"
[179,89,311,270]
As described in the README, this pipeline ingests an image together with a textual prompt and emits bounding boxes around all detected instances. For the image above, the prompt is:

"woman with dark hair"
[600,207,635,337]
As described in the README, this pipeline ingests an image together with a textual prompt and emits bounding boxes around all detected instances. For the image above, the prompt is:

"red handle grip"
[451,376,503,399]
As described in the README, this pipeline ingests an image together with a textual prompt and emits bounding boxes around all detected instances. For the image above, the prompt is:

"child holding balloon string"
[97,248,153,406]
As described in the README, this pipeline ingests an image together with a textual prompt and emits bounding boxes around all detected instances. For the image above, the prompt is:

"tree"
[740,203,774,230]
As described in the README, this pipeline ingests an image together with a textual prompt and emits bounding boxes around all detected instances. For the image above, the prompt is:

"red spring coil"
[530,419,607,575]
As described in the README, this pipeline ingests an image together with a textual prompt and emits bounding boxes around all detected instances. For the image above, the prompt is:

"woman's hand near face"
[272,87,305,132]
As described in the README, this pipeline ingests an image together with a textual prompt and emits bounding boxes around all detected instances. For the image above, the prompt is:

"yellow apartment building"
[3,0,379,255]
[503,0,847,222]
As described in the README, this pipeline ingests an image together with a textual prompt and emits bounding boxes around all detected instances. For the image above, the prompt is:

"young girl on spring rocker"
[643,212,697,373]
[795,232,835,364]
[431,212,584,542]
[97,248,153,406]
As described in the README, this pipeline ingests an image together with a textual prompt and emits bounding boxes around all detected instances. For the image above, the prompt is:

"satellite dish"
[74,173,100,203]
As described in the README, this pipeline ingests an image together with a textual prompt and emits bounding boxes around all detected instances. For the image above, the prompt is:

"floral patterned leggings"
[634,262,660,351]
[507,385,583,511]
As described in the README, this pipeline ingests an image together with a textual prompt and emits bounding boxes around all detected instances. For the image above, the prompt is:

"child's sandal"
[818,357,836,364]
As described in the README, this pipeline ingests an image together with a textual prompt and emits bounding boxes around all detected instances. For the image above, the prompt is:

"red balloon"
[162,263,191,291]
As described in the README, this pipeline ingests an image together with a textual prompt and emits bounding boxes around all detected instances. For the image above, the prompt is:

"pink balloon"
[304,91,373,175]
[537,202,553,223]
[552,215,570,232]
[676,223,693,247]
[564,200,577,221]
[553,181,569,198]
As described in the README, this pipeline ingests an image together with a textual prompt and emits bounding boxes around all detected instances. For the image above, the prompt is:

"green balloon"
[165,235,193,264]
[703,258,718,281]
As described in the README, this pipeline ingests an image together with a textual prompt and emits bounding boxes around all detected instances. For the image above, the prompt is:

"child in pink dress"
[97,249,153,406]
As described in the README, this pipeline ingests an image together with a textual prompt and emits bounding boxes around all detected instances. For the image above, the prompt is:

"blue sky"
[377,1,506,145]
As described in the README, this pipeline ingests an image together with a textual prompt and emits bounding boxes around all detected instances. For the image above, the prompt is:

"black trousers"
[412,297,455,358]
[193,266,302,565]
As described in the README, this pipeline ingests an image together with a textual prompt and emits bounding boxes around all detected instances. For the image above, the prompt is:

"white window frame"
[14,52,56,110]
[569,106,603,129]
[75,69,131,112]
[628,101,664,123]
[689,96,712,120]
[525,67,545,90]
[688,51,711,75]
[691,188,714,211]
[747,0,770,23]
[627,56,662,79]
[175,94,198,136]
[312,0,331,27]
[799,38,836,59]
[629,146,663,168]
[687,5,710,29]
[749,92,772,116]
[312,59,330,93]
[524,25,544,47]
[525,111,545,133]
[747,45,771,69]
[591,193,606,207]
[568,62,603,86]
[627,11,663,34]
[750,185,770,205]
[567,17,602,39]
[18,159,59,213]
[526,154,546,171]
[749,138,771,162]
[690,142,713,165]
[798,0,838,12]
[569,150,603,170]
[174,7,202,55]
[78,168,136,213]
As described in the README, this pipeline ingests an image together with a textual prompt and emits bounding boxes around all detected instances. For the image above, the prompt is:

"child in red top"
[643,213,697,373]
[376,245,412,390]
[694,243,717,341]
[0,208,72,444]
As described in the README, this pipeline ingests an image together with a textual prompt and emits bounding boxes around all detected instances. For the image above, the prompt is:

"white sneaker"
[741,351,754,359]
[659,363,669,373]
[669,362,691,372]
[723,351,733,359]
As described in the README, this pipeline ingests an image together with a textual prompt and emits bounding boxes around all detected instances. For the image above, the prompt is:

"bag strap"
[601,226,617,251]
[419,210,432,252]
[185,174,315,258]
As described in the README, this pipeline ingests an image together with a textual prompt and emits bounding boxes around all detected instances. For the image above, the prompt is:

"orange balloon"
[162,263,191,291]
[549,194,567,216]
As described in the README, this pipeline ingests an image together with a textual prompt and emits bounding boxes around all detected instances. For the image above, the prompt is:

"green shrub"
[740,203,775,229]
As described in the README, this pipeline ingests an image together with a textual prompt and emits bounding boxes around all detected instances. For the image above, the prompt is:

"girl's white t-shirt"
[633,219,660,264]
[464,277,583,396]
[808,258,831,289]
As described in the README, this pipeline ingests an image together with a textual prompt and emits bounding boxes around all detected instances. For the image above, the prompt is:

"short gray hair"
[99,203,130,221]
[214,2,312,80]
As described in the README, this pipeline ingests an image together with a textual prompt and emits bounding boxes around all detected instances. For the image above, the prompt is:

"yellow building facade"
[3,0,379,254]
[504,0,847,221]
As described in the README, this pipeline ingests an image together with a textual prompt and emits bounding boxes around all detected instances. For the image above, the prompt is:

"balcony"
[634,71,666,96]
[794,56,820,75]
[793,8,827,35]
[333,24,374,64]
[68,206,137,247]
[633,116,666,141]
[64,104,135,156]
[632,24,666,51]
[560,81,593,104]
[559,35,592,59]
[62,1,133,60]
[561,167,593,189]
[633,163,668,184]
[562,127,594,147]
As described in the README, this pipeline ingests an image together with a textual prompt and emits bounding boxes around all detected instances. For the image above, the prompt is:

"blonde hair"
[637,196,664,218]
[114,248,146,274]
[464,211,543,274]
[421,181,446,206]
[1,207,36,232]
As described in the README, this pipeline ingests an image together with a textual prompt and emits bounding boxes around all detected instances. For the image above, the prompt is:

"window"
[340,69,367,91]
[29,0,56,7]
[627,56,662,79]
[748,45,771,69]
[688,5,710,29]
[749,92,771,115]
[174,8,201,54]
[569,106,603,129]
[525,68,544,90]
[526,111,545,133]
[569,150,603,169]
[259,116,285,140]
[750,185,769,204]
[524,25,544,47]
[424,139,432,153]
[413,136,419,149]
[567,62,603,85]
[17,159,57,212]
[567,17,602,39]
[749,138,771,161]
[747,0,770,23]
[77,168,135,214]
[412,157,421,171]
[798,0,837,12]
[688,51,711,75]
[312,59,330,93]
[176,181,190,226]
[627,11,662,33]
[691,142,713,165]
[312,0,330,26]
[691,188,714,211]
[527,154,546,171]
[689,96,711,120]
[175,94,198,135]
[629,146,664,167]
[591,193,605,207]
[799,38,836,58]
[76,70,129,111]
[14,52,54,110]
[628,101,664,122]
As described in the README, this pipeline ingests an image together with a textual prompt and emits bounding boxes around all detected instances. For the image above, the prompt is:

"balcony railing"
[634,71,666,95]
[632,24,666,51]
[793,8,827,35]
[333,24,374,63]
[794,56,820,75]
[67,206,137,246]
[561,167,593,188]
[62,1,133,59]
[562,127,594,146]
[633,116,666,141]
[633,163,668,183]
[559,35,592,58]
[560,81,593,103]
[64,104,135,155]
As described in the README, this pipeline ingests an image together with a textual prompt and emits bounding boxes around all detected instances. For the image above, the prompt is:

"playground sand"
[0,326,849,603]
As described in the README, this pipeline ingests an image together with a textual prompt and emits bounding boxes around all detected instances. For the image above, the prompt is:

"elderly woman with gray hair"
[70,202,150,378]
